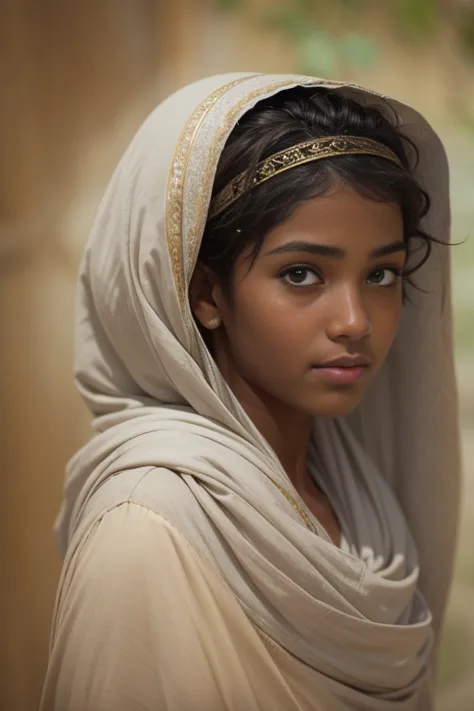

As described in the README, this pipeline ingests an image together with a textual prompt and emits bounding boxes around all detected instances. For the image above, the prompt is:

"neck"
[216,353,312,490]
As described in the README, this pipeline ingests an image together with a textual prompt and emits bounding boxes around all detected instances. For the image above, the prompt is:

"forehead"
[263,185,403,253]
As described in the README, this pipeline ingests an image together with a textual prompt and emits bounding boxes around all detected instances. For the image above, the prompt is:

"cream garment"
[46,74,460,710]
[42,502,331,711]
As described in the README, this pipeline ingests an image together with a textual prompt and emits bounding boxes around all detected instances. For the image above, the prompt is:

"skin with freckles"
[190,185,405,544]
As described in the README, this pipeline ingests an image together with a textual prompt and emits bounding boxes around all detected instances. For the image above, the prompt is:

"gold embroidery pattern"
[166,75,260,302]
[270,478,315,531]
[209,135,403,219]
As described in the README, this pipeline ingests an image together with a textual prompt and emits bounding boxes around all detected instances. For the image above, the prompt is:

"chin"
[302,387,365,419]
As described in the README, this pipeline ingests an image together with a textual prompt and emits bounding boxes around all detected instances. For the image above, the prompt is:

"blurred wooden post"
[0,4,162,710]
[161,0,199,88]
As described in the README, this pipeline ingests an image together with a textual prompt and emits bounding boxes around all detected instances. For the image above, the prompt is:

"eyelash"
[367,266,404,286]
[279,264,323,287]
[278,264,404,288]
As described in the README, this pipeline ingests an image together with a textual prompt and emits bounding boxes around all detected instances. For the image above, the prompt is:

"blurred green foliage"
[461,9,474,60]
[395,0,438,38]
[216,0,474,75]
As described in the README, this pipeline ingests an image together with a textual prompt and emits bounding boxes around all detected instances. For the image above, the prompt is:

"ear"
[189,262,223,331]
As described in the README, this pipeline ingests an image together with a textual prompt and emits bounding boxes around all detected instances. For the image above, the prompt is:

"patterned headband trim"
[208,135,404,219]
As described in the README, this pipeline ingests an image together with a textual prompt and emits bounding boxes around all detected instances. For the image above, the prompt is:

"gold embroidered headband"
[208,135,403,219]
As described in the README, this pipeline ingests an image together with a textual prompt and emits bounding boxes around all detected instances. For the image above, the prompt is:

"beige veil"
[55,74,460,708]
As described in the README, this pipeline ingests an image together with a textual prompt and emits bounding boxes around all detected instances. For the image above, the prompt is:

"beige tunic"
[41,502,332,711]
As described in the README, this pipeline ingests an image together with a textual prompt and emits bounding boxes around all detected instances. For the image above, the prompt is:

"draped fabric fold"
[55,73,460,709]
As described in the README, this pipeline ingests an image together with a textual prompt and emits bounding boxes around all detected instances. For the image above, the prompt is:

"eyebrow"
[263,240,407,260]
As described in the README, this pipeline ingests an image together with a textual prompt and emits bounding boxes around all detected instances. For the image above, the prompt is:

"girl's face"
[193,185,405,419]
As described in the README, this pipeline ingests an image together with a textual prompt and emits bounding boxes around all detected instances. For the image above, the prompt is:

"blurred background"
[1,1,473,709]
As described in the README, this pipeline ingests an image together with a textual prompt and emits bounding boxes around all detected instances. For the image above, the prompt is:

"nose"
[325,284,371,342]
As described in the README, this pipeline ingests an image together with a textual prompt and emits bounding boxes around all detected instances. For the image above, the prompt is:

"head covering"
[56,74,460,708]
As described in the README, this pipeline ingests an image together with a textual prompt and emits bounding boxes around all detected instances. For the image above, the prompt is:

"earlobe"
[206,316,221,330]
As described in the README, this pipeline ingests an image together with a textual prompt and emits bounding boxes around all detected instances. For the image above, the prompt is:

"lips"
[318,354,371,368]
[311,354,371,385]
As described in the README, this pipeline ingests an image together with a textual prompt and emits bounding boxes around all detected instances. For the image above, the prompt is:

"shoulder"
[54,499,257,669]
[75,466,200,528]
[56,500,229,645]
[72,466,221,572]
[59,503,192,612]
[66,500,204,585]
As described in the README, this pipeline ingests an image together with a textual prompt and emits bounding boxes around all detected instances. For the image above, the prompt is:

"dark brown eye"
[280,266,322,287]
[367,268,401,286]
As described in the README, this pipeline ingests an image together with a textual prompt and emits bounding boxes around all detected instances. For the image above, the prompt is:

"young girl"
[42,73,460,711]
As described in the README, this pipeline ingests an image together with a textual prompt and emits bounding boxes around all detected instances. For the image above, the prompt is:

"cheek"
[225,282,310,367]
[371,299,403,352]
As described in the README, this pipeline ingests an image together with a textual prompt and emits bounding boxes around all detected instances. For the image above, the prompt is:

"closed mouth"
[315,355,371,369]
